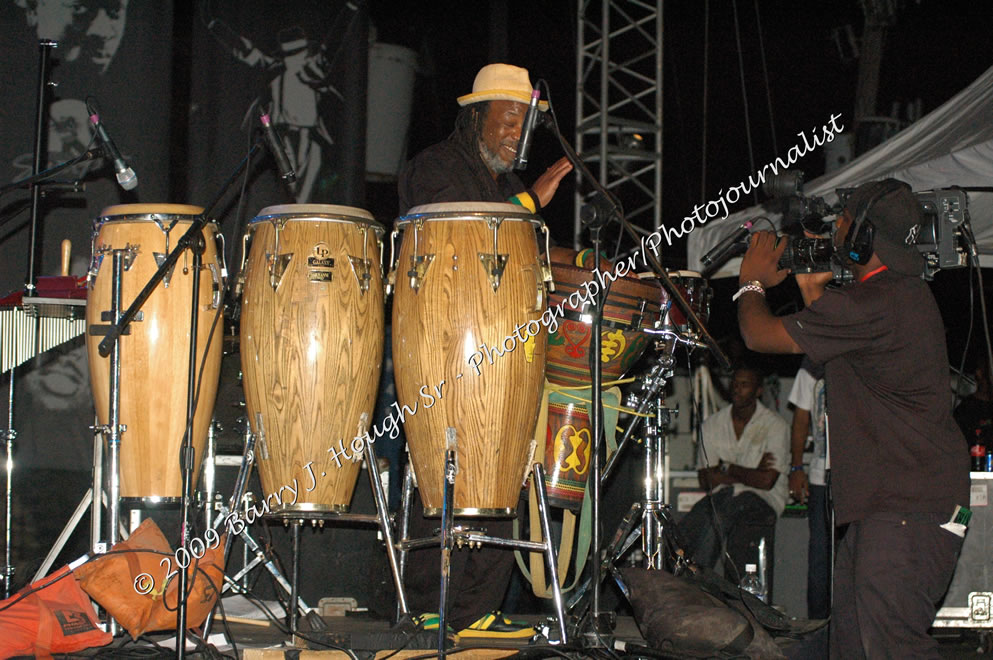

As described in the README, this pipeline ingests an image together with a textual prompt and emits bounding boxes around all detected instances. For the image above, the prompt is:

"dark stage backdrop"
[188,0,369,246]
[0,0,175,296]
[0,1,375,601]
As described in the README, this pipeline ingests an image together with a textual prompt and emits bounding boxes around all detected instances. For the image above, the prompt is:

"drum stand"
[202,423,309,640]
[396,434,569,658]
[254,437,409,639]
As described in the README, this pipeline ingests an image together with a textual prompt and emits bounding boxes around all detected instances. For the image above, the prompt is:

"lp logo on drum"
[308,243,334,282]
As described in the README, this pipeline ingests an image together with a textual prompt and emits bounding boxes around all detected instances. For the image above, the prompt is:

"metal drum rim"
[396,211,543,228]
[94,214,218,227]
[250,212,386,238]
[422,507,517,518]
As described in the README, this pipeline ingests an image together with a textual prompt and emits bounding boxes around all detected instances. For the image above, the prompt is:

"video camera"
[766,171,970,280]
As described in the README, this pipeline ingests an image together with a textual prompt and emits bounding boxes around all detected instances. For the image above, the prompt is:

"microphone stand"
[23,40,58,294]
[96,141,264,658]
[539,82,731,645]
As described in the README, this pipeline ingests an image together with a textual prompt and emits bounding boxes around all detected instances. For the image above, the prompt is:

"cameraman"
[735,179,968,658]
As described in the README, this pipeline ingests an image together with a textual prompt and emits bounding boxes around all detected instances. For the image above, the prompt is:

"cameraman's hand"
[795,271,833,306]
[739,231,789,288]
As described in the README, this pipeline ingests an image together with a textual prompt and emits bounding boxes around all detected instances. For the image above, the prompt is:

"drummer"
[396,63,572,638]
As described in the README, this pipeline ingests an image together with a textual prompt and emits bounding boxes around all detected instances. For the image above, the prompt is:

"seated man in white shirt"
[677,365,790,573]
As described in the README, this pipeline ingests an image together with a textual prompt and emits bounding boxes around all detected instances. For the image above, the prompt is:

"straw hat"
[457,63,549,110]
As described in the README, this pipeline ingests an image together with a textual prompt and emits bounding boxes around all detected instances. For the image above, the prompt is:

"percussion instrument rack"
[395,438,569,658]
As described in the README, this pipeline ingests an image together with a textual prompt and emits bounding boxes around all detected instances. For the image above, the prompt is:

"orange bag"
[73,518,225,639]
[0,565,112,658]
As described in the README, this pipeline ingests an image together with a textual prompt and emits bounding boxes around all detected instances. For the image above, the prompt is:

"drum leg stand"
[204,424,307,639]
[397,431,569,659]
[268,439,409,640]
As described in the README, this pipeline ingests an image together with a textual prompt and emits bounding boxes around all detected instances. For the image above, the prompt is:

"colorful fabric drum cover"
[546,247,662,386]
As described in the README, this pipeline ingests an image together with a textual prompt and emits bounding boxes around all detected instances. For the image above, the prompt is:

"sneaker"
[457,611,536,639]
[413,612,452,632]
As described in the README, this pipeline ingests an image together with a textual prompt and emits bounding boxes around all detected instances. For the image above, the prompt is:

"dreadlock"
[452,101,491,152]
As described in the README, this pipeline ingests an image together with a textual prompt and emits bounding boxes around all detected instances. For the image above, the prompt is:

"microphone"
[700,220,754,269]
[258,109,296,182]
[88,111,137,191]
[513,88,542,170]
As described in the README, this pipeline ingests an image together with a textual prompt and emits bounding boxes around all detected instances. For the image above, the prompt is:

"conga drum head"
[240,204,385,514]
[392,203,548,516]
[545,247,662,387]
[86,204,222,503]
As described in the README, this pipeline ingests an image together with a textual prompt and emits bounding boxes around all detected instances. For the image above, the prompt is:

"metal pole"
[25,40,58,294]
[363,440,409,616]
[4,371,16,597]
[176,233,205,656]
[107,251,125,550]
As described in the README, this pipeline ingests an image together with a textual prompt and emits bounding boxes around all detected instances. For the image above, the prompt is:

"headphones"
[843,179,907,265]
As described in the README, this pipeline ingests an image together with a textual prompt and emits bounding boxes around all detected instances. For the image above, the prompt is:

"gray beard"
[479,140,513,175]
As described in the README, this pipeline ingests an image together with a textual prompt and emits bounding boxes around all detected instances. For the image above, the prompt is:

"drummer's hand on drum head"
[531,157,574,208]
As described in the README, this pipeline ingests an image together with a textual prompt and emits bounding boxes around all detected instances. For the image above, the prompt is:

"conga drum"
[240,204,384,513]
[392,202,549,516]
[665,270,713,333]
[86,204,223,503]
[545,247,663,386]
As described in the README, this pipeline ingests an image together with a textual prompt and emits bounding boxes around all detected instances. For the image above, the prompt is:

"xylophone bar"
[1,305,87,374]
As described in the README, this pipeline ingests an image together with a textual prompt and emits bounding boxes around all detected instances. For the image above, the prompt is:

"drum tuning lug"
[206,263,222,308]
[348,256,372,295]
[265,253,293,290]
[385,267,397,296]
[478,253,508,291]
[121,244,139,271]
[406,254,434,292]
[153,253,176,288]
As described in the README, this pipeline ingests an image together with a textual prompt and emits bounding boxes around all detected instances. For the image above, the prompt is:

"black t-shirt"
[783,269,969,524]
[397,133,525,213]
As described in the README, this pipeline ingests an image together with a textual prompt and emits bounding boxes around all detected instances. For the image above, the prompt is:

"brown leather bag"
[74,518,225,639]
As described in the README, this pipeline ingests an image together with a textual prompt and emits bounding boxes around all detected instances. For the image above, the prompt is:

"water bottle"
[740,563,766,601]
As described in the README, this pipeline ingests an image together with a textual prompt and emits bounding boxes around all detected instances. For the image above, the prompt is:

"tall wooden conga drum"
[240,204,384,513]
[86,204,223,503]
[392,202,549,516]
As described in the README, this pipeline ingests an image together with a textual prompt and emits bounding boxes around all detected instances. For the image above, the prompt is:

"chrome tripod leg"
[362,439,409,616]
[532,463,568,644]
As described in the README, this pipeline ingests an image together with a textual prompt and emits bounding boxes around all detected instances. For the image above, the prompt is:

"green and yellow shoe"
[413,612,453,632]
[456,611,536,639]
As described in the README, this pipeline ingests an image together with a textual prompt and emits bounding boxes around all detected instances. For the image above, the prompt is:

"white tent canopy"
[687,65,993,278]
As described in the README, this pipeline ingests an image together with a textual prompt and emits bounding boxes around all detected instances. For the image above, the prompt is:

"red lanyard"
[860,265,889,282]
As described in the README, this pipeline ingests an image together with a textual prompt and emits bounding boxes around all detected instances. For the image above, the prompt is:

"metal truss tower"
[574,0,663,248]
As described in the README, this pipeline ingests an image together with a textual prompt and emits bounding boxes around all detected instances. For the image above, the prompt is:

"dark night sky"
[370,0,993,253]
[369,0,993,372]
